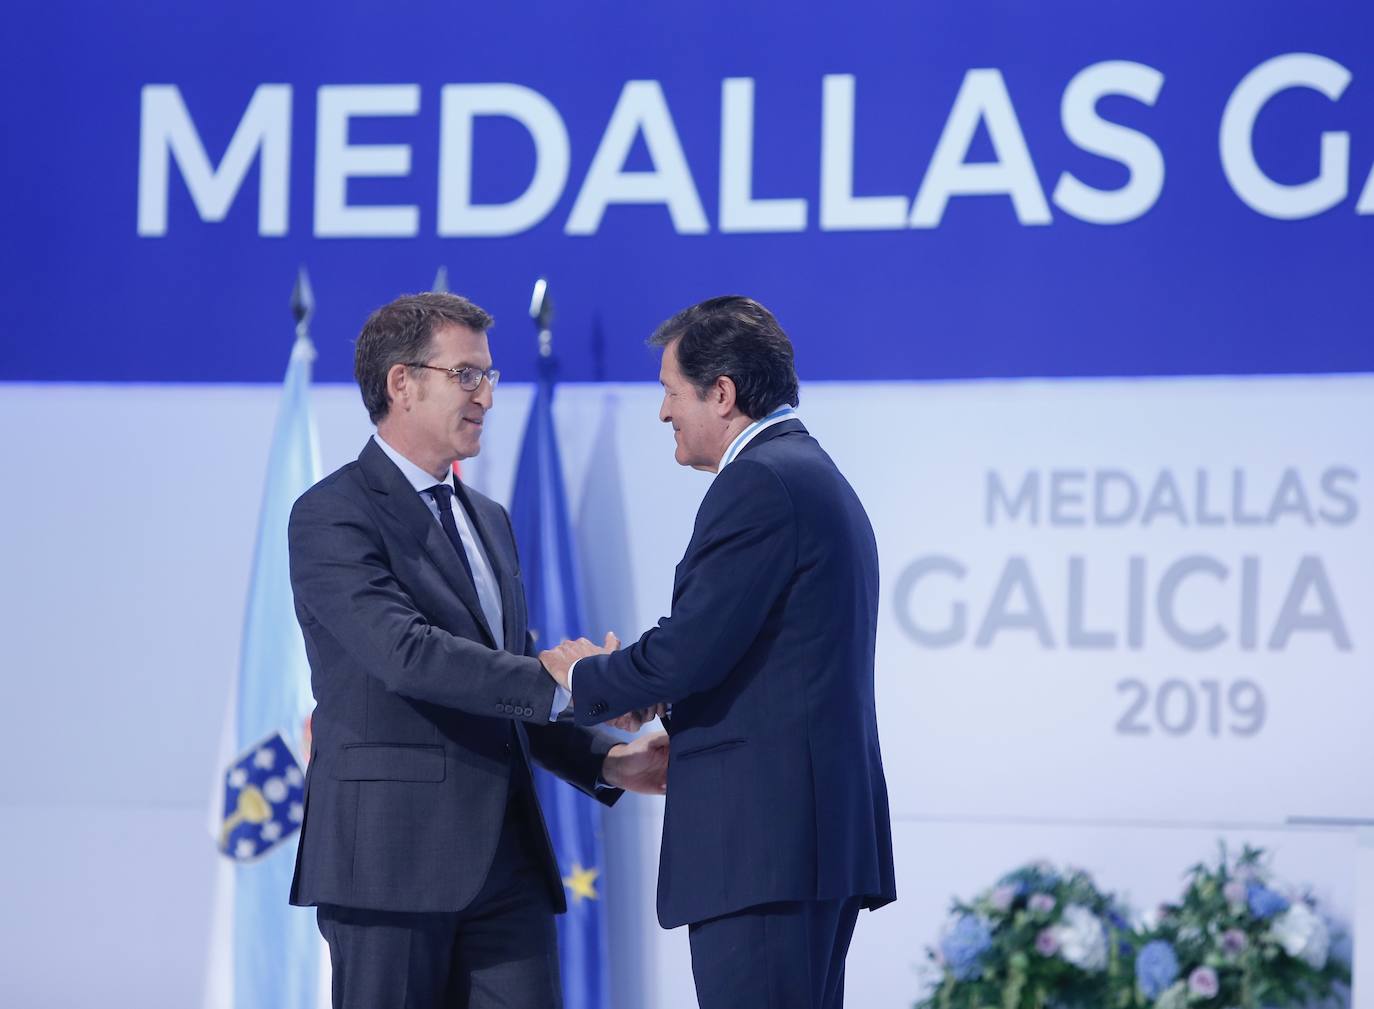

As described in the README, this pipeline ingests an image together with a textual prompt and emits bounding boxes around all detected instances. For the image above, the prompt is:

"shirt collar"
[717,406,797,473]
[373,433,456,495]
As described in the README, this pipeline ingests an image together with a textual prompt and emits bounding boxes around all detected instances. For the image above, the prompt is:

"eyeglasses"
[407,362,501,391]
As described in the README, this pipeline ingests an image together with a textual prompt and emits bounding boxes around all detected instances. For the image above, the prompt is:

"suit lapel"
[454,480,522,655]
[359,441,497,647]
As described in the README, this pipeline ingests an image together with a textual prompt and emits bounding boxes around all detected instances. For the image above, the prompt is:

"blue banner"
[2,1,1371,383]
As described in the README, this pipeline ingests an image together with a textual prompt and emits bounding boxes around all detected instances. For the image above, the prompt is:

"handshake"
[540,631,670,796]
[539,631,668,733]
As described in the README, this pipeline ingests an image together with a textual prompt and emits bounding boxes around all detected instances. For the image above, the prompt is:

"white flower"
[227,768,248,789]
[285,766,304,787]
[253,748,276,770]
[260,821,283,843]
[234,838,256,859]
[1268,903,1329,970]
[288,802,304,823]
[262,777,288,803]
[1051,904,1108,972]
[1155,981,1190,1009]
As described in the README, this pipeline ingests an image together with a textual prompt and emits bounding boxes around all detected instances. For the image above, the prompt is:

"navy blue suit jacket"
[287,439,619,914]
[572,420,896,928]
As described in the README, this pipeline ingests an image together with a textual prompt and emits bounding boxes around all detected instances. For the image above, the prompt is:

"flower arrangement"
[916,847,1350,1009]
[1133,845,1349,1009]
[916,860,1135,1009]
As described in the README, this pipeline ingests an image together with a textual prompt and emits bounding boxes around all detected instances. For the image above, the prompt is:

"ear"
[386,363,413,411]
[712,375,738,417]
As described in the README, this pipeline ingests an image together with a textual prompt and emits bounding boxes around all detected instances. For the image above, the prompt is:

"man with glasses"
[286,292,669,1009]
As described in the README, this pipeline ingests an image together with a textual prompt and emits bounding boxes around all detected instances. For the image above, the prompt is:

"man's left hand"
[601,732,669,795]
[608,703,668,732]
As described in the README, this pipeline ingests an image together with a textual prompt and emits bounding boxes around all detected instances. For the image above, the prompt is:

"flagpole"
[291,264,314,346]
[530,277,553,359]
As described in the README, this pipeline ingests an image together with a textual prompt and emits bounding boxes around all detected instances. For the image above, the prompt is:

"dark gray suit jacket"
[287,438,619,914]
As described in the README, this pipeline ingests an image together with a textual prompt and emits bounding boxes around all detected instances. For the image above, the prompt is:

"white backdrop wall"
[0,375,1368,1007]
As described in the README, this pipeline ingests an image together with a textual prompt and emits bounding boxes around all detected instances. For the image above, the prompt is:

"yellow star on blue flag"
[563,863,600,904]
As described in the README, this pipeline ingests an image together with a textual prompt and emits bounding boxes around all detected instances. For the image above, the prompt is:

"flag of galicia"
[202,306,323,1009]
[218,731,307,862]
[510,352,610,1009]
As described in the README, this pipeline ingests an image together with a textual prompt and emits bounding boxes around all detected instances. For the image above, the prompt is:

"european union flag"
[510,350,609,1009]
[218,731,307,862]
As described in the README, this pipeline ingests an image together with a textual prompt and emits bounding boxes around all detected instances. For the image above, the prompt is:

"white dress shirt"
[373,435,571,721]
[374,434,506,648]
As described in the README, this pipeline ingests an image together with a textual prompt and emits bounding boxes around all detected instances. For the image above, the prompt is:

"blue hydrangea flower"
[1136,940,1180,999]
[940,916,993,981]
[1247,883,1290,920]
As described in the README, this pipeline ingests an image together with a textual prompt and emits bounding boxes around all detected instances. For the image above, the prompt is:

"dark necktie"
[425,484,476,585]
[428,484,523,777]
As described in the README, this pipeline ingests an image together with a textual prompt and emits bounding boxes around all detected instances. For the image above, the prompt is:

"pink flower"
[1029,893,1056,914]
[1221,928,1248,955]
[1223,880,1247,905]
[989,885,1017,912]
[1035,929,1060,956]
[1189,966,1219,998]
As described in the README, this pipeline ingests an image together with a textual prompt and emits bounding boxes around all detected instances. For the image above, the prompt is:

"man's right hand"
[539,631,618,691]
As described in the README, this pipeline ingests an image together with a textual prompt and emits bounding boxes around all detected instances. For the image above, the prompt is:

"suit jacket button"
[495,703,504,713]
[505,704,516,715]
